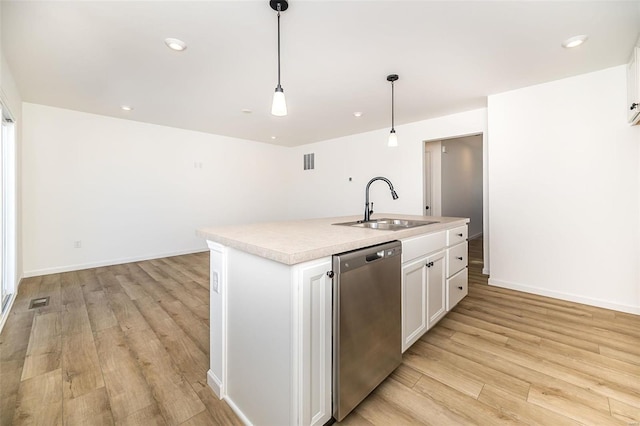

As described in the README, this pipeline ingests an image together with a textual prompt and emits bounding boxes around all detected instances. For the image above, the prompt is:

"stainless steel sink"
[333,217,438,231]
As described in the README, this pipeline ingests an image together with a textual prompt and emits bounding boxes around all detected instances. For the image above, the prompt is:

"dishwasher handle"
[365,250,385,262]
[335,241,402,272]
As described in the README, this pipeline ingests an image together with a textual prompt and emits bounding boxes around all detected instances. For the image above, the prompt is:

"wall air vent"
[303,153,315,170]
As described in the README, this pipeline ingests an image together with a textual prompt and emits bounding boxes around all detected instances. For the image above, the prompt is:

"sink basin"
[333,217,438,231]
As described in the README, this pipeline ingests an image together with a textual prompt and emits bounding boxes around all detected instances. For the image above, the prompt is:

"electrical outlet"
[74,240,82,248]
[212,271,220,294]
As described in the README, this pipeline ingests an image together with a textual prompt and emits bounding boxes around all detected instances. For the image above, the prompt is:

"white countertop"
[197,214,469,265]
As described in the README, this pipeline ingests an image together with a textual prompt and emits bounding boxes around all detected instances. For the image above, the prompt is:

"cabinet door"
[426,251,446,329]
[401,250,446,352]
[297,259,332,426]
[401,256,429,352]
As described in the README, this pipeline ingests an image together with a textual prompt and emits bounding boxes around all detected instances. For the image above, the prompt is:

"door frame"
[0,98,18,333]
[423,132,489,275]
[423,150,431,216]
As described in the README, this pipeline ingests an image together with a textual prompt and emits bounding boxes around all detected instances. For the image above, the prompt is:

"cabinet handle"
[458,286,463,290]
[457,233,463,237]
[425,261,434,268]
[456,256,463,261]
[631,103,639,111]
[326,271,335,278]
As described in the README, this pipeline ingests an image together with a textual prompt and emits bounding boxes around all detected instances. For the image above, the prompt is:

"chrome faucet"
[364,176,399,222]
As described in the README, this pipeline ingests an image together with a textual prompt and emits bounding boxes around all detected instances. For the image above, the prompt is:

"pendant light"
[270,1,289,116]
[387,74,399,147]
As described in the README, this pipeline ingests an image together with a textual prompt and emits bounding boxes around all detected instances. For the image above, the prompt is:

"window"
[0,105,16,316]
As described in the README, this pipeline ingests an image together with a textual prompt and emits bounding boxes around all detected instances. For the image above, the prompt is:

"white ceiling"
[2,1,639,147]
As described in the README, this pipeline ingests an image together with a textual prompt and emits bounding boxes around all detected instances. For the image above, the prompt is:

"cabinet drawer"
[446,225,468,246]
[402,231,446,264]
[446,241,468,277]
[447,268,468,310]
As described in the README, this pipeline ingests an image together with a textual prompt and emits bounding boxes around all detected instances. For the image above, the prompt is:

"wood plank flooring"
[339,236,640,425]
[0,253,242,426]
[2,236,639,425]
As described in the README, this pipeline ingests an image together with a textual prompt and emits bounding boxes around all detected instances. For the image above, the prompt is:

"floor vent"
[29,297,50,309]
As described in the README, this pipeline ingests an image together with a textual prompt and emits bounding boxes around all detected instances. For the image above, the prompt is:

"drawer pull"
[457,233,463,237]
[456,256,463,260]
[458,286,463,290]
[425,261,434,268]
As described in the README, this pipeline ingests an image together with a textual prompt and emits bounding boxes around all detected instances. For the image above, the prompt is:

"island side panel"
[207,241,227,397]
[226,248,294,425]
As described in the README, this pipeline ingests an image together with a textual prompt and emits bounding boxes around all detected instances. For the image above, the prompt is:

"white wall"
[284,109,488,222]
[488,65,640,314]
[442,135,483,238]
[22,103,289,276]
[21,104,487,277]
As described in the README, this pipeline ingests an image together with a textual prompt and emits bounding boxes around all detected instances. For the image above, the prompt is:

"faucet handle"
[369,202,374,216]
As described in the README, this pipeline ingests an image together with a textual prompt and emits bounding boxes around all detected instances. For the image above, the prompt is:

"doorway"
[424,134,488,274]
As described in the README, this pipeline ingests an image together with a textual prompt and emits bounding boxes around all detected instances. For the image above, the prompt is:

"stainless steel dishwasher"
[332,240,402,421]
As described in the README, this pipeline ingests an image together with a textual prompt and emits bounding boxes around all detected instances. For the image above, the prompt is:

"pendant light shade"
[272,85,287,116]
[270,1,289,116]
[388,129,398,147]
[387,74,399,147]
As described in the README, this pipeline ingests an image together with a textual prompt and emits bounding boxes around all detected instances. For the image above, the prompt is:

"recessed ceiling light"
[353,112,363,117]
[561,35,588,49]
[164,38,187,51]
[241,109,252,114]
[271,136,277,140]
[121,105,133,111]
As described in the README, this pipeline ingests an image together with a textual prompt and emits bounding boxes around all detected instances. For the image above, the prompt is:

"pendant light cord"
[391,80,395,131]
[277,7,282,87]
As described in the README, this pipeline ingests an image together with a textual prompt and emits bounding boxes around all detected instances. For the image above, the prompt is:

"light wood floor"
[340,236,640,425]
[0,254,242,426]
[2,237,639,425]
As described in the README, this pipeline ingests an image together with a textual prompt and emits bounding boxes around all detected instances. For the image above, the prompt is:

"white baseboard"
[22,248,209,278]
[488,278,640,315]
[206,370,252,426]
[207,370,223,399]
[224,395,254,426]
[469,232,483,240]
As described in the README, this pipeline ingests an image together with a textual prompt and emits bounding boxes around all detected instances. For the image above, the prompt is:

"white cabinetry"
[445,225,469,311]
[402,256,429,351]
[628,46,640,125]
[207,242,332,426]
[426,252,447,329]
[401,250,446,352]
[205,219,470,424]
[295,259,332,426]
[447,268,468,310]
[401,225,468,353]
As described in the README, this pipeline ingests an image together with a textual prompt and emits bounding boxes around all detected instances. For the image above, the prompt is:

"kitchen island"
[197,214,469,426]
